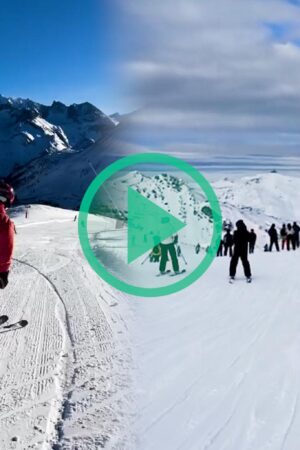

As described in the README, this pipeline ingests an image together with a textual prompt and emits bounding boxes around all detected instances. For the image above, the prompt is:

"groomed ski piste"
[132,250,300,450]
[0,205,135,450]
[0,171,300,450]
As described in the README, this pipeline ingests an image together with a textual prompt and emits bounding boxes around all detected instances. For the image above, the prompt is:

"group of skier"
[266,222,300,252]
[217,228,257,257]
[148,219,255,282]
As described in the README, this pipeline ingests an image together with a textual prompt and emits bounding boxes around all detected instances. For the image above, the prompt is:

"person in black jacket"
[217,239,224,257]
[268,224,280,252]
[223,230,233,256]
[287,223,295,251]
[293,221,300,248]
[248,229,257,254]
[280,224,287,250]
[229,220,252,281]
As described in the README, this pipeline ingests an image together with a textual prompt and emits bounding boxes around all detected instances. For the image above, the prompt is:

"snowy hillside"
[214,172,300,223]
[212,172,300,246]
[11,124,131,209]
[99,170,300,249]
[98,170,213,247]
[0,95,117,177]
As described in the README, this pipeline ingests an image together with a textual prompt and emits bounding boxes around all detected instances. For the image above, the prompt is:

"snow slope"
[0,206,135,450]
[131,249,300,450]
[97,170,213,245]
[86,171,300,449]
[1,172,300,450]
[214,172,300,225]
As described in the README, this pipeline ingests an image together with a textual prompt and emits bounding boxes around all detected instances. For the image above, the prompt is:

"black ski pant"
[229,252,251,278]
[287,236,296,251]
[269,239,279,252]
[159,243,179,273]
[224,245,233,257]
[0,272,9,289]
[249,243,255,254]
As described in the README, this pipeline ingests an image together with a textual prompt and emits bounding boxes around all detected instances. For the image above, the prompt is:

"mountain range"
[0,95,130,208]
[1,95,299,228]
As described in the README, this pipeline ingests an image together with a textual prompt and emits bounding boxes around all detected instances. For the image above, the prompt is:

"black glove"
[0,272,9,289]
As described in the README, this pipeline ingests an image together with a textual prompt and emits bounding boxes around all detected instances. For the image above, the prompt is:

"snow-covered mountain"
[0,94,117,177]
[10,123,130,209]
[95,170,214,247]
[213,172,300,226]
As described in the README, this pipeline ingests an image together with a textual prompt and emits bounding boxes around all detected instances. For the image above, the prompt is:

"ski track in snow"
[0,208,135,450]
[131,250,300,450]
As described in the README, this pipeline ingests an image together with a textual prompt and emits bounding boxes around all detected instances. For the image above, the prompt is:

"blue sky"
[0,0,126,113]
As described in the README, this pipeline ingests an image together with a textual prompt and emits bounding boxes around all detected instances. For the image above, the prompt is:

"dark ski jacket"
[268,225,278,241]
[223,232,233,246]
[280,226,287,238]
[232,221,250,255]
[293,223,300,235]
[0,203,14,272]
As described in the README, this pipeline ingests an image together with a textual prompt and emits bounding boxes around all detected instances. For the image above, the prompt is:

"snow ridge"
[0,95,117,178]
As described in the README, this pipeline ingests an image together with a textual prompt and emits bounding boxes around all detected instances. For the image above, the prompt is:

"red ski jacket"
[0,204,14,272]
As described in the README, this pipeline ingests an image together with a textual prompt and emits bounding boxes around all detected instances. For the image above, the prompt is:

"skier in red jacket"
[0,181,15,289]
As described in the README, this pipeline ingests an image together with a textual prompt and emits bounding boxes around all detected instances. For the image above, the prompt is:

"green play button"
[127,187,186,264]
[78,153,222,297]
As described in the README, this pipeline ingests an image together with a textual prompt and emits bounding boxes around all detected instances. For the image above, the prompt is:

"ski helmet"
[0,180,15,206]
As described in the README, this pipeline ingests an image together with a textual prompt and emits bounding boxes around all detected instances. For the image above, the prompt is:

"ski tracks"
[0,216,134,449]
[133,252,300,450]
[0,261,66,450]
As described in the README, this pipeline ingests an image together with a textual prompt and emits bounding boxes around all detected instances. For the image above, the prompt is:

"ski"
[170,269,186,277]
[0,315,9,326]
[2,320,28,331]
[229,277,252,284]
[156,270,171,277]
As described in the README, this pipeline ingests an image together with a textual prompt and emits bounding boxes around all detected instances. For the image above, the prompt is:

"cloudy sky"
[120,0,300,172]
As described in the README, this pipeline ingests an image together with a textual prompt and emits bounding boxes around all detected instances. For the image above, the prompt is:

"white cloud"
[119,0,300,166]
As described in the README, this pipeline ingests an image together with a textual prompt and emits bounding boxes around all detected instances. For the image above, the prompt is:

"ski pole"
[141,254,150,265]
[180,252,187,265]
[177,245,187,265]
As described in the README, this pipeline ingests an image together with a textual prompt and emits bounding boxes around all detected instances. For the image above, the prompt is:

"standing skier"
[292,221,300,248]
[223,230,233,256]
[268,224,280,252]
[229,220,252,282]
[248,229,257,254]
[159,236,180,275]
[287,223,295,251]
[280,224,287,250]
[0,181,15,289]
[217,239,224,257]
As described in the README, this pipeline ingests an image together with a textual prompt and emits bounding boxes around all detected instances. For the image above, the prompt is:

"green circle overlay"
[78,153,222,297]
